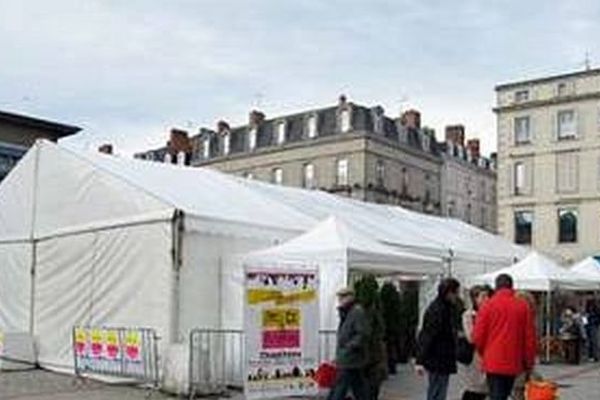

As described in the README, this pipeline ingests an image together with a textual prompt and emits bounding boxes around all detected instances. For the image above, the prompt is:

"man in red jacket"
[472,274,536,400]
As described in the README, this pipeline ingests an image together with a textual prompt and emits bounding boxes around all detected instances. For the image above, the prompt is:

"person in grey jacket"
[328,287,370,400]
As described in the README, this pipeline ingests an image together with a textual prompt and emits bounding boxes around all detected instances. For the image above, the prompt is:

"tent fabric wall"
[33,223,172,370]
[0,243,32,332]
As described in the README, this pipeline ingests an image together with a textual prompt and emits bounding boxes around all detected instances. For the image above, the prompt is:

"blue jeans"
[427,372,450,400]
[327,368,368,400]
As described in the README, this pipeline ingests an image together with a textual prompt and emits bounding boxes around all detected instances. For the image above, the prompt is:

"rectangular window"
[249,128,257,150]
[514,116,531,144]
[336,159,349,186]
[557,110,576,139]
[203,138,210,159]
[558,208,578,243]
[376,160,385,186]
[514,162,526,195]
[556,152,579,193]
[276,122,286,145]
[307,115,318,138]
[272,168,283,185]
[223,133,230,155]
[514,211,533,245]
[515,90,529,103]
[340,109,351,133]
[303,163,315,189]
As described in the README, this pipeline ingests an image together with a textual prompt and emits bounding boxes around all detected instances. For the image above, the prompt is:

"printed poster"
[0,330,4,358]
[244,266,319,399]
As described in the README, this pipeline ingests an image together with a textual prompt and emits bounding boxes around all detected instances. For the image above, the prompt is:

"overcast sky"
[1,0,599,155]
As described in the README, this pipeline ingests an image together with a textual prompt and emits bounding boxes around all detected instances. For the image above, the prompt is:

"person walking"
[327,287,370,400]
[458,285,493,400]
[415,278,461,400]
[472,274,537,400]
[584,299,600,362]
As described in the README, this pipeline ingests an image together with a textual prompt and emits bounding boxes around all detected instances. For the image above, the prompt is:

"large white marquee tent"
[0,140,526,372]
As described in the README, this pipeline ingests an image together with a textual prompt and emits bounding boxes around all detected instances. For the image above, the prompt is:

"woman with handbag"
[458,285,493,400]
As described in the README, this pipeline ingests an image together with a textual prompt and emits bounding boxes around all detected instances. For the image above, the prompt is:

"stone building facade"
[440,125,497,232]
[495,68,600,263]
[0,110,81,181]
[136,96,496,229]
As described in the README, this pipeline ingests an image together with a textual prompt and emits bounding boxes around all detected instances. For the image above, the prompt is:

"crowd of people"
[326,275,600,400]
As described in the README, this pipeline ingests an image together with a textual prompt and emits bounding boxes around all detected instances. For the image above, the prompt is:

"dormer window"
[177,151,186,165]
[307,115,318,138]
[276,121,286,145]
[203,137,211,159]
[223,132,230,155]
[249,128,257,150]
[421,133,430,152]
[340,109,351,133]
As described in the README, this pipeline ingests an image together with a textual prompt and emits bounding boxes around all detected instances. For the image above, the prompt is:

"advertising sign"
[244,267,319,399]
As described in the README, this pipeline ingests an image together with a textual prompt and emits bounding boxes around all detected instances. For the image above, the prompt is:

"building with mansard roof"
[135,95,496,230]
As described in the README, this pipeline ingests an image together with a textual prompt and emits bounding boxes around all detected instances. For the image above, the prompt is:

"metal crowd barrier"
[72,326,159,388]
[188,328,338,397]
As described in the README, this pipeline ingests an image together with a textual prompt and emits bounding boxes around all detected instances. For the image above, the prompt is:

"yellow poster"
[104,329,120,360]
[90,328,103,358]
[124,330,142,361]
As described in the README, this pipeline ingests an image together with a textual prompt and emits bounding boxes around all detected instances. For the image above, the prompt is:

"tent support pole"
[170,210,184,343]
[545,289,551,363]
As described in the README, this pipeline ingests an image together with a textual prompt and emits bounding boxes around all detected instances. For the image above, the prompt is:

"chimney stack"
[400,109,421,130]
[445,125,465,146]
[168,128,191,155]
[249,110,265,127]
[98,144,113,155]
[466,139,480,160]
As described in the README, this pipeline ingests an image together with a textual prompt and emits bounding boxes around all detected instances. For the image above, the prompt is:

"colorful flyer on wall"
[103,329,121,360]
[90,328,103,359]
[74,327,88,358]
[0,330,4,357]
[244,266,319,400]
[124,330,142,362]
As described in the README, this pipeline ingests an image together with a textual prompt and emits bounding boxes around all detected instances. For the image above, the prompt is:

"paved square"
[1,363,598,399]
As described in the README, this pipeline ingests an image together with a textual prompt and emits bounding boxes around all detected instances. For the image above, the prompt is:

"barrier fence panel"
[72,326,159,388]
[188,329,338,397]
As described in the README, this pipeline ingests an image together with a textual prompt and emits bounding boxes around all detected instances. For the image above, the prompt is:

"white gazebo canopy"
[466,251,598,291]
[244,216,443,276]
[571,257,600,283]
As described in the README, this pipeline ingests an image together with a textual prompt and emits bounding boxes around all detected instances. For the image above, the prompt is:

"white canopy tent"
[244,216,444,328]
[467,251,599,362]
[571,257,600,283]
[0,140,525,373]
[466,251,597,291]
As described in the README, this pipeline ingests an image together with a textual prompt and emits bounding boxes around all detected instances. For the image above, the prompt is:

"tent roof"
[245,216,443,275]
[0,140,525,275]
[571,257,600,282]
[467,251,598,291]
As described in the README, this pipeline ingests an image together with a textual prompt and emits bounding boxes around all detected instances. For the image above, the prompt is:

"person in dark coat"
[328,287,370,400]
[584,299,600,362]
[416,278,461,400]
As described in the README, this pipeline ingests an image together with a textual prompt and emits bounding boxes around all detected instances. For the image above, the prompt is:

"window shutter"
[530,116,535,142]
[552,113,558,142]
[507,118,513,146]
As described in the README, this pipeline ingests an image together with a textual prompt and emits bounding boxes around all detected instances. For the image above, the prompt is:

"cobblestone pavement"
[1,363,599,400]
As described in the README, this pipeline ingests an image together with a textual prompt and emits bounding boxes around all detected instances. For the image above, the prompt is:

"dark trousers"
[461,390,486,400]
[586,325,599,360]
[487,374,516,400]
[327,367,368,400]
[427,372,450,400]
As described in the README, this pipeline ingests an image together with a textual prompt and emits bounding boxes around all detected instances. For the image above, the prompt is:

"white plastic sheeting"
[466,251,598,291]
[0,243,31,332]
